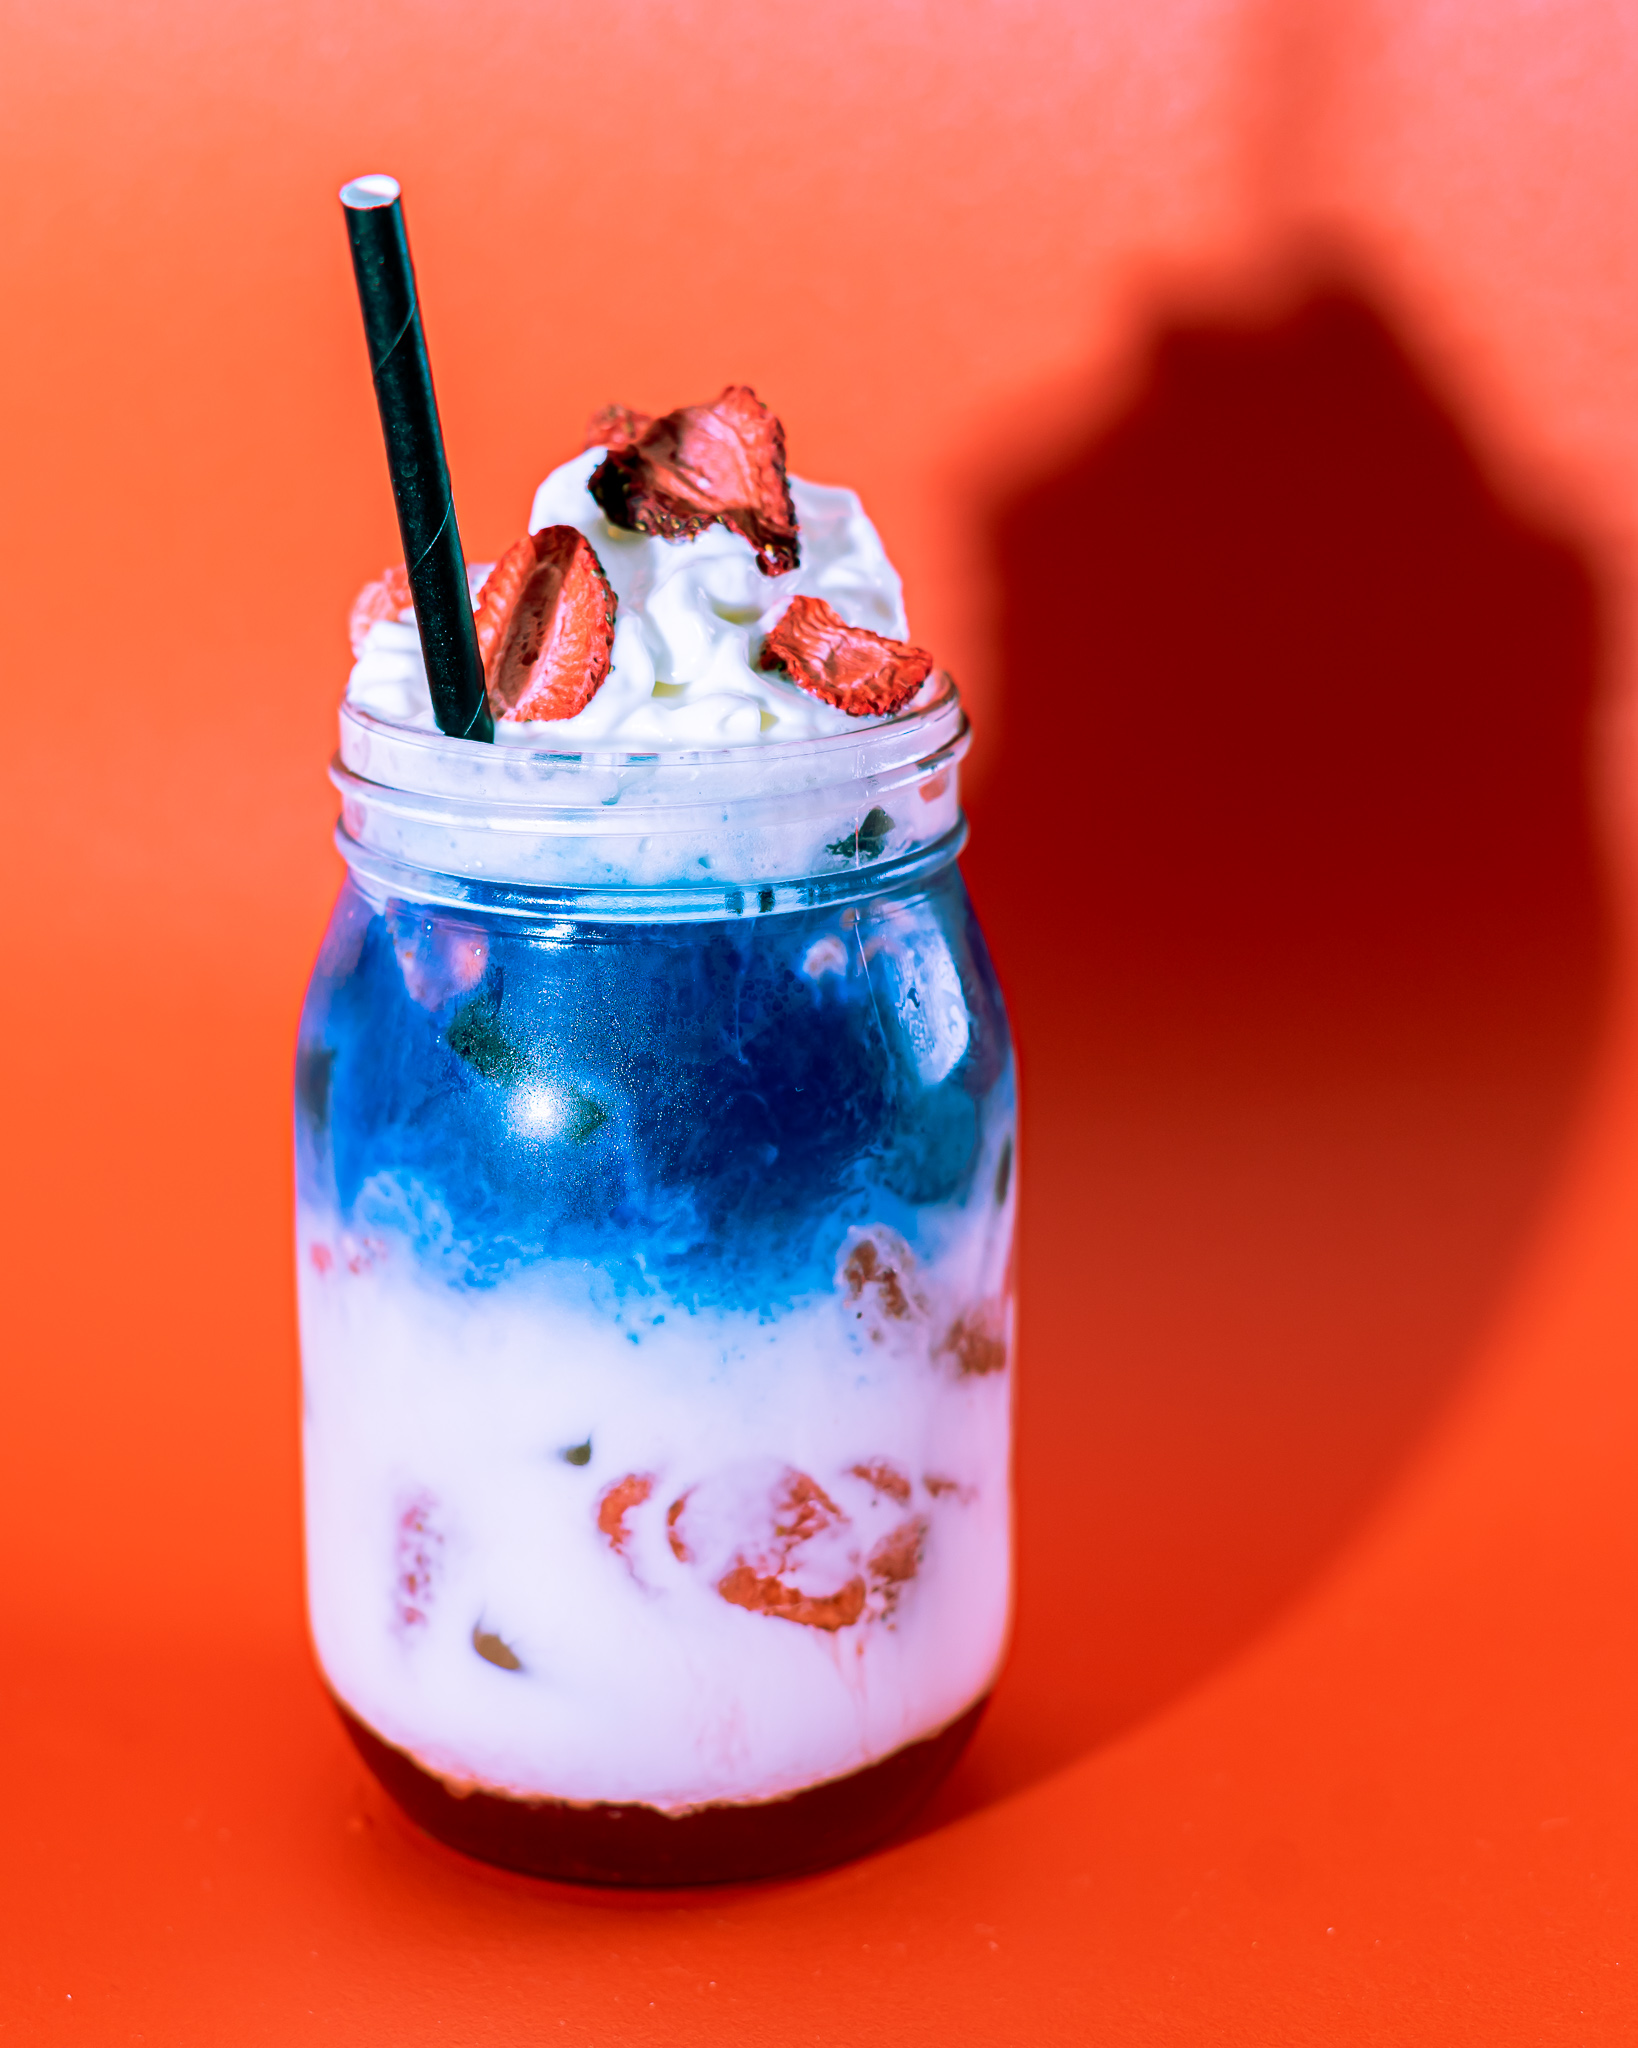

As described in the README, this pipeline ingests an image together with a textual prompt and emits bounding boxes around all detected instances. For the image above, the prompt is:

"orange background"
[5,0,1638,2038]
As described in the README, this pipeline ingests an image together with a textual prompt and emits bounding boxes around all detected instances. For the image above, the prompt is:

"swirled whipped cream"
[345,448,912,749]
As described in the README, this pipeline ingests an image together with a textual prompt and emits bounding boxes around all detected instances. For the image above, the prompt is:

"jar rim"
[332,673,968,891]
[338,671,964,803]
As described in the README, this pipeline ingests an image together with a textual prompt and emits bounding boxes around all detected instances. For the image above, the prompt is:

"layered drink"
[296,389,1016,1882]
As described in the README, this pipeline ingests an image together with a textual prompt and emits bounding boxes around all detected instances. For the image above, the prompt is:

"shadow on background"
[935,283,1611,1817]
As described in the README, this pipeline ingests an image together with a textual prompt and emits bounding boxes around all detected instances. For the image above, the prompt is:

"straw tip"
[340,173,401,210]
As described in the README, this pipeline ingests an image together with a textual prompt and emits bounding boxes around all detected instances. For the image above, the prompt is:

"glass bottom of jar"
[334,1693,988,1886]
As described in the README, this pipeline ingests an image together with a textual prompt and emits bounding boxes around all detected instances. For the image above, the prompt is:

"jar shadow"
[916,281,1612,1826]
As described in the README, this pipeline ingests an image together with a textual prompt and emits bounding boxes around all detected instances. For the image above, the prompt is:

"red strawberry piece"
[865,1515,928,1616]
[922,1473,974,1501]
[839,1225,927,1334]
[668,1464,867,1633]
[471,536,534,677]
[716,1470,865,1632]
[394,1492,443,1631]
[585,403,653,453]
[596,1473,653,1558]
[717,1562,866,1633]
[757,596,933,717]
[588,386,800,576]
[937,1302,1010,1378]
[770,1470,842,1548]
[474,526,618,723]
[386,904,488,1010]
[848,1458,912,1506]
[349,563,413,656]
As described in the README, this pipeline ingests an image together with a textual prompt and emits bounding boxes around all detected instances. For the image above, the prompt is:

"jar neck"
[337,819,967,924]
[331,675,969,901]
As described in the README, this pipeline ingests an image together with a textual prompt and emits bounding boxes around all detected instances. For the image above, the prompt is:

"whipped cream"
[346,449,914,749]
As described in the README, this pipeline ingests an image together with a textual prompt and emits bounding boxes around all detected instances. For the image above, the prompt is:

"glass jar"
[295,675,1016,1884]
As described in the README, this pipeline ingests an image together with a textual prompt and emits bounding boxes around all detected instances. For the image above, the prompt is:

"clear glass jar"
[295,676,1016,1884]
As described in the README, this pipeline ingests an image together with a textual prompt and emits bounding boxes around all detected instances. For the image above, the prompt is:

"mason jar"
[294,673,1016,1883]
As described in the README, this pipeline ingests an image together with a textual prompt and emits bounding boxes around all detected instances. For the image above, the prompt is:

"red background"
[5,1,1638,2037]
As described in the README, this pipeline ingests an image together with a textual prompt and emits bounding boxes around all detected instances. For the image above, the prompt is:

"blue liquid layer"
[296,864,1013,1312]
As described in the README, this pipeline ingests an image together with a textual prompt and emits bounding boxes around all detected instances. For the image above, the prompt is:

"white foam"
[346,455,912,750]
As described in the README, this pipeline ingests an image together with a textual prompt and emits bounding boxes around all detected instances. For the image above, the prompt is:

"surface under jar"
[295,694,1016,1883]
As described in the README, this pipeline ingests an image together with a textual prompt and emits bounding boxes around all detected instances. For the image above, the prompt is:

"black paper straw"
[340,174,493,743]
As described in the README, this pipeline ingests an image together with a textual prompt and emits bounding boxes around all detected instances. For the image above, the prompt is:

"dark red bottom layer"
[337,1693,987,1886]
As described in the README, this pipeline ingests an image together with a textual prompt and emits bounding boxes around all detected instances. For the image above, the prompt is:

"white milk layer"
[299,1208,1013,1810]
[347,453,911,750]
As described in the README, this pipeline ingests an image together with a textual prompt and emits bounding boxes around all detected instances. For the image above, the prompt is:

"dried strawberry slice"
[394,1492,443,1631]
[717,1470,867,1632]
[585,403,652,453]
[937,1302,1010,1377]
[839,1224,928,1332]
[666,1492,692,1562]
[717,1563,866,1632]
[667,1465,867,1633]
[758,596,933,716]
[596,1473,653,1557]
[386,904,488,1011]
[348,563,413,656]
[473,525,618,723]
[471,537,535,676]
[848,1459,912,1506]
[588,386,800,575]
[865,1515,928,1616]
